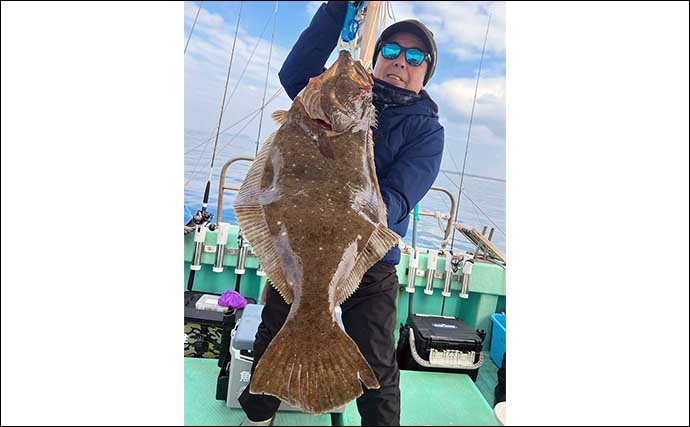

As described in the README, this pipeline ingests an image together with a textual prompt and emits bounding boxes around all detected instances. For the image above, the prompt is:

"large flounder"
[232,50,400,414]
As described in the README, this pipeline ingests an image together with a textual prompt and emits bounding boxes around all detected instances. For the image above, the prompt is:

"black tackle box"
[396,314,486,381]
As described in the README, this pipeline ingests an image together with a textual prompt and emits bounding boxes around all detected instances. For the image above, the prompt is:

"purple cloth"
[218,290,247,309]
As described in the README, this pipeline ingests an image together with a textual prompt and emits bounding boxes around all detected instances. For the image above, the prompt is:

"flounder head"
[297,50,375,133]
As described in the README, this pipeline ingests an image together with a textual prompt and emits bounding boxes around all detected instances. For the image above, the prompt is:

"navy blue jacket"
[278,2,444,265]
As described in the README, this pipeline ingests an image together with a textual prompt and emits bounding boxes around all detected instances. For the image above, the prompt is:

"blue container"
[490,313,506,368]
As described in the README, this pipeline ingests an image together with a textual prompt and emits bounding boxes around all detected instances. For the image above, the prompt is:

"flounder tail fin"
[249,320,380,415]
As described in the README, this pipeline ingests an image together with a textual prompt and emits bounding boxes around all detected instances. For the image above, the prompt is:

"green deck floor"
[475,351,500,407]
[185,357,498,426]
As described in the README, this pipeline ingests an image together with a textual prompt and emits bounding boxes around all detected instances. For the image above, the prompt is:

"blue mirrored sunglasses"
[380,42,430,67]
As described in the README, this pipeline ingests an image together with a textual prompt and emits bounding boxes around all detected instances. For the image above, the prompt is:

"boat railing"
[415,186,457,249]
[217,157,457,250]
[216,157,255,224]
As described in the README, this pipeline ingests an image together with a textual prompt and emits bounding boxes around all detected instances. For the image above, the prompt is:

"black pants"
[239,263,401,426]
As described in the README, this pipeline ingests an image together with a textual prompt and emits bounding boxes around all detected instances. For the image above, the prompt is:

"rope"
[184,1,203,55]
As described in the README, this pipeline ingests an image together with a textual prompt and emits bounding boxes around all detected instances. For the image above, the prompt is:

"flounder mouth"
[294,97,334,131]
[314,118,333,131]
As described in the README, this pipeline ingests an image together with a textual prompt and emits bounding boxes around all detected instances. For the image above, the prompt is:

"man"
[240,2,444,425]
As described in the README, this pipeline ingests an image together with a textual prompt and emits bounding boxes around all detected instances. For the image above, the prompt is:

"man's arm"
[378,121,445,227]
[279,1,348,100]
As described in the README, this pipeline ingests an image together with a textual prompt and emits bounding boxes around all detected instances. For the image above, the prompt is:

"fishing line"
[450,12,492,251]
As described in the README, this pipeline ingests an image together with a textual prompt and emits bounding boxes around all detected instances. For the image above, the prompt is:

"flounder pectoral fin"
[271,110,289,125]
[233,131,294,304]
[334,224,400,307]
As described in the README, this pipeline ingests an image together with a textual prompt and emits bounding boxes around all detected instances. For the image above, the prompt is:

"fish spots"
[357,234,362,240]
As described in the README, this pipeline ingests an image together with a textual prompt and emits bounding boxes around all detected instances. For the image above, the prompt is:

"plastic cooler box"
[226,304,346,413]
[490,313,506,368]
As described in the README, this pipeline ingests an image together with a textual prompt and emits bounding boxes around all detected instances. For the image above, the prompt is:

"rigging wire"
[185,9,274,176]
[439,169,504,237]
[185,88,283,188]
[387,1,397,22]
[461,191,506,236]
[222,11,275,112]
[450,12,492,251]
[256,0,279,155]
[208,1,243,178]
[184,1,204,55]
[184,87,284,156]
[185,2,243,192]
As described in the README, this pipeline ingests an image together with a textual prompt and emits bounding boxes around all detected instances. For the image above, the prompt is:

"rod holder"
[190,225,207,271]
[459,261,472,299]
[256,263,266,277]
[406,248,419,294]
[424,250,438,295]
[213,223,230,273]
[235,237,249,275]
[441,251,453,297]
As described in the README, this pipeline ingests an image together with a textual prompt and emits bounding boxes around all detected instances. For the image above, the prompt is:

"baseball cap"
[372,19,437,85]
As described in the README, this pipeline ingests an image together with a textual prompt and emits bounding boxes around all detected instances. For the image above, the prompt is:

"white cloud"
[184,2,293,141]
[429,77,505,118]
[388,1,505,61]
[185,1,225,29]
[297,1,505,63]
[427,76,506,141]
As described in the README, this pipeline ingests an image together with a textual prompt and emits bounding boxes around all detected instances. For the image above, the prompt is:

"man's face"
[373,32,429,94]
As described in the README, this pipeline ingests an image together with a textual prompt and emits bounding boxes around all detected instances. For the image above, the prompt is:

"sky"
[184,1,506,181]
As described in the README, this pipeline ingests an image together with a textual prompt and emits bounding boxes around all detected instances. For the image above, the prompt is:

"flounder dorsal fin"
[271,110,289,125]
[233,131,294,304]
[334,225,400,306]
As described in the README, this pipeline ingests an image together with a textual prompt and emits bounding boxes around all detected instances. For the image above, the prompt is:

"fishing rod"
[405,205,421,319]
[187,1,243,292]
[438,12,492,315]
[449,12,492,252]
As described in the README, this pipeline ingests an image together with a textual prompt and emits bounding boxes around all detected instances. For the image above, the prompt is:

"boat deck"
[185,355,499,426]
